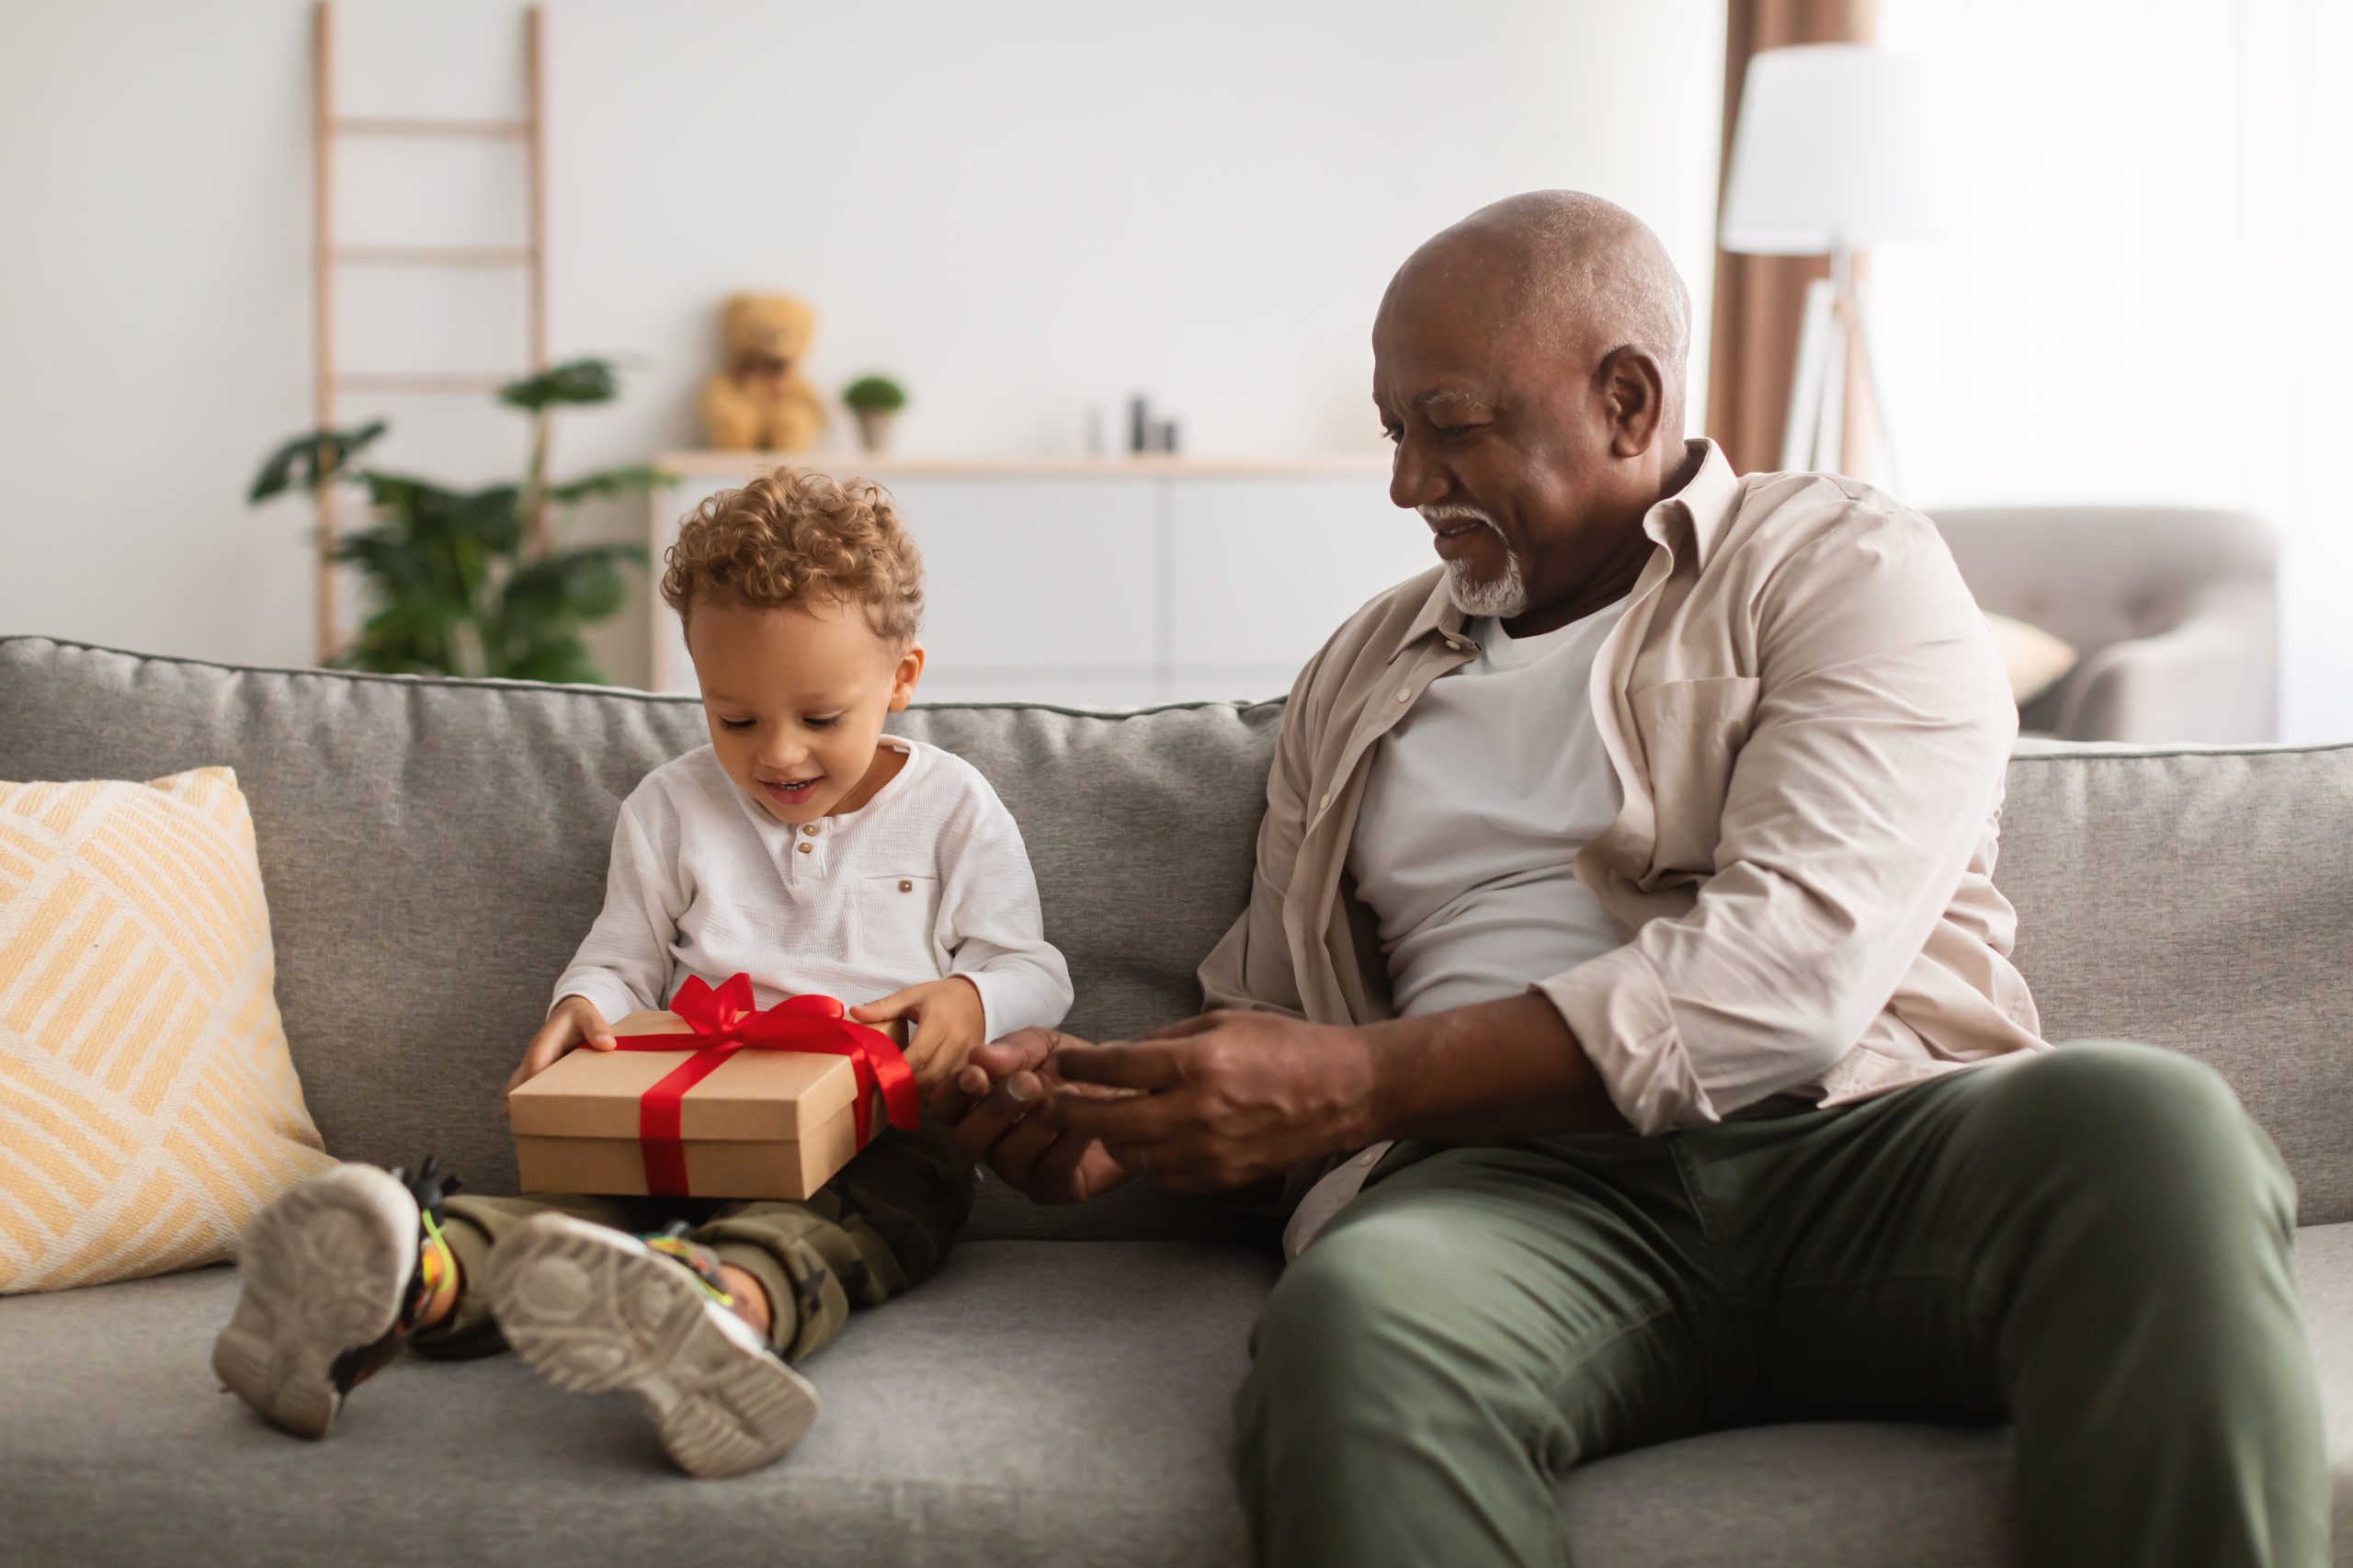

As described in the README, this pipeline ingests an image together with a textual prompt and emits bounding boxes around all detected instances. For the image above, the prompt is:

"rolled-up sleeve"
[1537,509,2018,1134]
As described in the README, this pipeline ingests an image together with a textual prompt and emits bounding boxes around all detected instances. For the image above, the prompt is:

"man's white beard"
[1426,508,1529,619]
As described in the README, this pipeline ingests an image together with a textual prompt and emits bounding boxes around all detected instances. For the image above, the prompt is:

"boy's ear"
[886,642,926,712]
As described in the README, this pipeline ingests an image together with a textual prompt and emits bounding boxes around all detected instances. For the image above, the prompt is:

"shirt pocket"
[1629,676,1764,879]
[852,873,945,973]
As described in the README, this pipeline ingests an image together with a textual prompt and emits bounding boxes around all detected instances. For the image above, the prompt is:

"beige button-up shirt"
[1197,440,2049,1251]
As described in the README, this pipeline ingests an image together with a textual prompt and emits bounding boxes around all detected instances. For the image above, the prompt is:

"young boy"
[211,469,1073,1478]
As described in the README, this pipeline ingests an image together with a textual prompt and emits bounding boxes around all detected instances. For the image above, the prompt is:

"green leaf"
[546,465,675,504]
[358,472,467,525]
[449,484,525,552]
[358,474,522,555]
[498,358,621,412]
[248,421,387,503]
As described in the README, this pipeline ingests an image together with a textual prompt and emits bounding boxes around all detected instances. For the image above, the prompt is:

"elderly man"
[947,192,2326,1566]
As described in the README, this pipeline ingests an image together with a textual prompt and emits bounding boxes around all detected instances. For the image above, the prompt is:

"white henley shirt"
[553,737,1073,1037]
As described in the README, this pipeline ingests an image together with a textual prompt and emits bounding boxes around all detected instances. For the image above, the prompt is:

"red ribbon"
[608,973,918,1198]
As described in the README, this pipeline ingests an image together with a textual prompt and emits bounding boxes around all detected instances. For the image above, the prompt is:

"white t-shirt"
[1347,597,1631,1018]
[554,737,1073,1037]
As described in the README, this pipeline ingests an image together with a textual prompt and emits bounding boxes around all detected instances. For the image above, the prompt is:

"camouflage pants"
[409,1116,975,1365]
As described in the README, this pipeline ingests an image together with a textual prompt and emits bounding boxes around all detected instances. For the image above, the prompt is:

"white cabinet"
[649,454,1432,710]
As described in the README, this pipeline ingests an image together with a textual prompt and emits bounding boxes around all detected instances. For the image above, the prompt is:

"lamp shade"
[1719,43,1938,256]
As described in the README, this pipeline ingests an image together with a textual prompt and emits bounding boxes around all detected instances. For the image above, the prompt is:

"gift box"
[506,974,917,1201]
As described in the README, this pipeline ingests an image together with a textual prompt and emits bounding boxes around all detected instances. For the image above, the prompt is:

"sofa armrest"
[2050,606,2277,743]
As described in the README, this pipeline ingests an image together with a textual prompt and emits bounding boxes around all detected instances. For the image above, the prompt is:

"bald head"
[1384,190,1692,438]
[1372,191,1703,635]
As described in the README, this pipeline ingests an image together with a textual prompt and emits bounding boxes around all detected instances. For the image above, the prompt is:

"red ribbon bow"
[609,972,918,1198]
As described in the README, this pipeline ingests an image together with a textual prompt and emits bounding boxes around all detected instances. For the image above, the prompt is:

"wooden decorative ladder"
[308,2,549,663]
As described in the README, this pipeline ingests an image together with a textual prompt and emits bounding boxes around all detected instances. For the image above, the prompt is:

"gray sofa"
[1934,505,2279,744]
[1,634,2347,1568]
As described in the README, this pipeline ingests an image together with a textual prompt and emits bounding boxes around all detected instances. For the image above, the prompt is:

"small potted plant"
[842,374,907,454]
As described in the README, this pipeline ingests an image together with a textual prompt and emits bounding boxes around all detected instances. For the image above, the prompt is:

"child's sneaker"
[210,1157,461,1438]
[486,1214,820,1479]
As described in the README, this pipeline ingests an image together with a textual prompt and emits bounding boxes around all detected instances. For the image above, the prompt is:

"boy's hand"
[505,994,617,1098]
[851,976,985,1100]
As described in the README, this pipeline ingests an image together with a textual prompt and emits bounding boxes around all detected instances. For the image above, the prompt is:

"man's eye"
[1380,426,1403,444]
[718,717,755,732]
[1435,424,1475,440]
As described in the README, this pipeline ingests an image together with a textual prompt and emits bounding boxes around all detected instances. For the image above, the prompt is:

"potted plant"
[248,358,668,683]
[842,374,907,454]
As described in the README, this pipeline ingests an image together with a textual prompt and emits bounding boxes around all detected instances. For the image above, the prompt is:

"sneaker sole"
[210,1164,418,1438]
[486,1214,820,1479]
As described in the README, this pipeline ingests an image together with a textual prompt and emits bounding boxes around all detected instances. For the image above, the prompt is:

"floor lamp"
[1719,44,1937,482]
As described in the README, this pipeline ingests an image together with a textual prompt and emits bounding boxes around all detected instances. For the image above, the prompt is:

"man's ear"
[886,642,926,712]
[1597,346,1666,460]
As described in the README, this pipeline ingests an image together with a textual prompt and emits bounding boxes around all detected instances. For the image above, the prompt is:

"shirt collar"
[1394,437,1738,658]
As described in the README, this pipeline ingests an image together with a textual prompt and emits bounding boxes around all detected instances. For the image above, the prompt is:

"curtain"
[1869,0,2353,743]
[1703,0,1878,476]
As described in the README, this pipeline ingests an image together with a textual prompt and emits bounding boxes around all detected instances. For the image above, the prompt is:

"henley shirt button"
[801,824,820,836]
[1318,790,1333,811]
[899,879,915,892]
[795,842,813,856]
[1358,1150,1379,1166]
[1395,686,1411,702]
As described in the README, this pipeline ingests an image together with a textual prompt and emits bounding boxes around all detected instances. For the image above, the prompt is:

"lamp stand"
[1779,244,1898,487]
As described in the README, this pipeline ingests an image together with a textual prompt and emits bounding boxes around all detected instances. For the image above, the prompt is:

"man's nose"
[1389,436,1446,512]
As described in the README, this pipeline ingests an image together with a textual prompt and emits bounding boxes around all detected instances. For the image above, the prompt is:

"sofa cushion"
[0,1240,1276,1568]
[0,766,335,1292]
[4,1223,2350,1567]
[1997,740,2353,1223]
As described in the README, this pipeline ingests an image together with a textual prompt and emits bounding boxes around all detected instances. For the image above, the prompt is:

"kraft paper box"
[506,1009,893,1201]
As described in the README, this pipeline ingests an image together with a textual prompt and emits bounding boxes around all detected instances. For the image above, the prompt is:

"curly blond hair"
[661,468,923,644]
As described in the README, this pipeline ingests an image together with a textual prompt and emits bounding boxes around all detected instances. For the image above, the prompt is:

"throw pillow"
[1985,613,2079,706]
[0,767,334,1293]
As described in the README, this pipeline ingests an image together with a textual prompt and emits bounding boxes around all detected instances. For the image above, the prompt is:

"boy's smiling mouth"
[759,775,821,807]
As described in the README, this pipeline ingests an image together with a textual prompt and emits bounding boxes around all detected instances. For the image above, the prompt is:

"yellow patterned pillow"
[0,767,334,1293]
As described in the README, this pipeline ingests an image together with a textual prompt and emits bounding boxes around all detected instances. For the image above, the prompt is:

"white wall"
[0,0,1727,687]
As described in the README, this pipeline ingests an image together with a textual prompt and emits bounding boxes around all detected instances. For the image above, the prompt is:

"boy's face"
[685,596,925,826]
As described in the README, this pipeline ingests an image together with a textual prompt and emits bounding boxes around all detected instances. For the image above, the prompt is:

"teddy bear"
[698,293,829,451]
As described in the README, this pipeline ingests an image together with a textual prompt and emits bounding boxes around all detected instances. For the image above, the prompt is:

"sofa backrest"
[3,639,2348,1233]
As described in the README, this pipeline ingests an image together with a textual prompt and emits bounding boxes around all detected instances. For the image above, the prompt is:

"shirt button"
[1318,790,1333,811]
[1358,1150,1379,1167]
[802,824,820,836]
[1395,686,1411,703]
[795,842,813,855]
[899,879,914,892]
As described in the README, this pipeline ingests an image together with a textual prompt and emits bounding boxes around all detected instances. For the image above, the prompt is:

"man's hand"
[936,1028,1133,1205]
[506,994,617,1098]
[1042,1010,1378,1193]
[852,975,986,1103]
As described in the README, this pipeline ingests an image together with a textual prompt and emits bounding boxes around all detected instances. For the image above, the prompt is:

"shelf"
[654,450,1392,480]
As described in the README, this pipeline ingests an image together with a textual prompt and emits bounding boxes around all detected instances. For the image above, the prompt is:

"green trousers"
[1234,1042,2330,1568]
[409,1118,974,1364]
